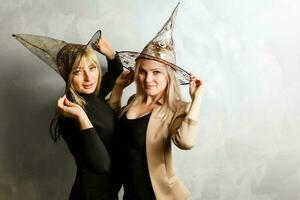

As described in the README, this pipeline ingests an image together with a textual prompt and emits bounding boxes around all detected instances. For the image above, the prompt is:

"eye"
[153,70,161,75]
[139,69,146,75]
[73,69,82,75]
[89,65,97,71]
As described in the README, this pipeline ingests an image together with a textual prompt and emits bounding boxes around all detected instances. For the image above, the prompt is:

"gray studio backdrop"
[1,0,300,199]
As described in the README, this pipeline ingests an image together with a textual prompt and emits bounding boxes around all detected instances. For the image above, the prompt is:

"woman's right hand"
[57,95,93,130]
[114,69,134,90]
[108,69,134,111]
[57,95,85,119]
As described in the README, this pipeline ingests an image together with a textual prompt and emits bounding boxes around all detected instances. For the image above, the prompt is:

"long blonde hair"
[121,58,182,118]
[68,48,102,109]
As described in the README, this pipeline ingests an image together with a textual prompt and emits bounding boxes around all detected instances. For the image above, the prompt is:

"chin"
[145,90,158,96]
[81,88,96,94]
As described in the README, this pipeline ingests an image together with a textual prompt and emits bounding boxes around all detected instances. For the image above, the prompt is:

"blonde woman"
[109,3,203,199]
[110,59,202,200]
[54,37,123,199]
[14,30,123,200]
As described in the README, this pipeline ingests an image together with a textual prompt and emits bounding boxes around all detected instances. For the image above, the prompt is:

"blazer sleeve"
[99,57,123,99]
[60,117,111,174]
[169,102,199,150]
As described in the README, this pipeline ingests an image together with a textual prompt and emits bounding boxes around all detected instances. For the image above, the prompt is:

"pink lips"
[144,85,155,90]
[83,83,94,89]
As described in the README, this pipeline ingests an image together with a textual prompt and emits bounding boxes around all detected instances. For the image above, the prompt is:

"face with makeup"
[71,56,100,94]
[136,59,168,98]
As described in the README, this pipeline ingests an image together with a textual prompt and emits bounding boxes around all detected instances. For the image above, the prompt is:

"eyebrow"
[140,66,163,71]
[151,67,162,70]
[75,63,95,70]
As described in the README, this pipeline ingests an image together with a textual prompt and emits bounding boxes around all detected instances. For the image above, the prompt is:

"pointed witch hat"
[12,30,102,81]
[116,3,190,85]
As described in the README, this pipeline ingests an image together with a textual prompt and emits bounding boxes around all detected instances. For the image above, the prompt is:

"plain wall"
[1,0,300,199]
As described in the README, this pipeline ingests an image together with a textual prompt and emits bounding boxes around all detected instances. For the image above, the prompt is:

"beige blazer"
[145,100,198,200]
[111,99,198,200]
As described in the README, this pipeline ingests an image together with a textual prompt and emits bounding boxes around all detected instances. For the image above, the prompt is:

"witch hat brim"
[12,30,102,81]
[116,51,190,85]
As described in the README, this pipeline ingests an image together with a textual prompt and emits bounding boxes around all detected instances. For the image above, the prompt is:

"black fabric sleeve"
[60,117,111,174]
[99,57,123,99]
[80,128,111,174]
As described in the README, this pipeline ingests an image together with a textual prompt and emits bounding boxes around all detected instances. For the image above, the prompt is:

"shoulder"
[127,94,136,104]
[173,99,191,113]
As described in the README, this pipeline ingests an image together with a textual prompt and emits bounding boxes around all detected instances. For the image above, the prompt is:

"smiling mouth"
[83,83,94,89]
[144,84,156,87]
[144,85,155,89]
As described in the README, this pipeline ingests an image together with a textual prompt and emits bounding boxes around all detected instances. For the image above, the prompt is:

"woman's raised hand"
[114,69,134,90]
[189,74,203,100]
[57,95,85,119]
[93,36,116,60]
[57,95,93,130]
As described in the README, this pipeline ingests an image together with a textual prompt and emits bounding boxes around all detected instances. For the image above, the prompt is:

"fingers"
[57,95,87,119]
[57,96,64,110]
[96,37,116,59]
[57,95,75,112]
[115,70,134,89]
[189,74,203,87]
[64,97,72,106]
[121,70,131,77]
[127,70,135,84]
[57,96,67,115]
[98,37,111,48]
[92,36,107,51]
[126,68,135,82]
[121,70,134,81]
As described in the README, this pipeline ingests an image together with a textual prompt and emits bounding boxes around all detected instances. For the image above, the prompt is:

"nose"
[145,73,153,83]
[83,70,92,81]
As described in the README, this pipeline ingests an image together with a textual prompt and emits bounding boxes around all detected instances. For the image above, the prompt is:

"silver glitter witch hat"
[116,3,190,85]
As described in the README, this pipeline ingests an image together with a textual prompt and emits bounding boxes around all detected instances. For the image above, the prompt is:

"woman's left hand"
[189,74,203,100]
[93,36,116,60]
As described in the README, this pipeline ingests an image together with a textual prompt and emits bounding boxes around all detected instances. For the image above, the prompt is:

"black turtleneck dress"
[59,58,123,200]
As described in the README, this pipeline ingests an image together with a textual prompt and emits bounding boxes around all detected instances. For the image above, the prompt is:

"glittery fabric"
[116,3,191,85]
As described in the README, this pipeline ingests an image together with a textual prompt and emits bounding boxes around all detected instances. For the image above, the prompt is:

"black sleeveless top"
[118,113,156,200]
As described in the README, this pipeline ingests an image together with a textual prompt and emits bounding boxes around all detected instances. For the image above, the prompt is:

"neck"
[144,93,164,106]
[79,92,96,100]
